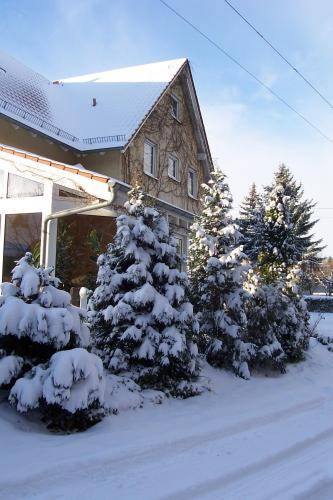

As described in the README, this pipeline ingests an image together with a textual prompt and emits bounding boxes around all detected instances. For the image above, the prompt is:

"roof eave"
[0,112,125,154]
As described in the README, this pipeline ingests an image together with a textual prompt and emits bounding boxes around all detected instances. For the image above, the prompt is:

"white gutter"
[40,180,117,267]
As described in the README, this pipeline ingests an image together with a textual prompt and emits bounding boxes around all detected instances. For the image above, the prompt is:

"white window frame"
[0,161,53,282]
[171,93,180,120]
[144,139,157,178]
[168,153,180,181]
[188,168,198,199]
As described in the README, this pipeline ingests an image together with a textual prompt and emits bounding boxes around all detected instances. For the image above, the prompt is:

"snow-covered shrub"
[244,266,309,368]
[244,270,285,372]
[10,348,105,432]
[0,253,105,431]
[89,187,200,397]
[278,266,310,362]
[188,170,255,379]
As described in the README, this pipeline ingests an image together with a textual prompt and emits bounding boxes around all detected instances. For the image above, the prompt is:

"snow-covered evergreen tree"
[253,177,310,362]
[89,187,200,397]
[188,170,255,379]
[238,183,264,263]
[278,265,310,361]
[265,164,324,264]
[0,252,105,431]
[258,179,298,283]
[244,270,285,372]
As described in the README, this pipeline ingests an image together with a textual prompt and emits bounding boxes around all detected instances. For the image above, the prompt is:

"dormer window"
[171,94,180,120]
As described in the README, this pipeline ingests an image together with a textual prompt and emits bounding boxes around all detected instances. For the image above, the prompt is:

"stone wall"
[122,76,206,216]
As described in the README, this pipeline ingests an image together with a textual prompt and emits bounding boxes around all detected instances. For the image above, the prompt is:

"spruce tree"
[89,187,200,397]
[238,183,264,262]
[244,270,285,372]
[279,265,310,361]
[0,252,105,431]
[256,179,310,361]
[266,164,324,263]
[188,170,255,379]
[258,179,298,283]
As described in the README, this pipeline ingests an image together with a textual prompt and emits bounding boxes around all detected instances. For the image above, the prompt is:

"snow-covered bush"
[244,266,309,368]
[188,170,255,379]
[0,253,105,431]
[89,187,200,397]
[244,270,285,372]
[278,266,310,362]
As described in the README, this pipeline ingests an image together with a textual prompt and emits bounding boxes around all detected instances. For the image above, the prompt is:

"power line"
[159,0,333,145]
[223,0,333,110]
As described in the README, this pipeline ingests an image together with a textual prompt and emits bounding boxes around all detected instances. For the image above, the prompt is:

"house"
[0,50,213,294]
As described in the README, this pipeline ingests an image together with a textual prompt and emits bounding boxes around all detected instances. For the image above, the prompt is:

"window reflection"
[56,214,116,294]
[7,173,44,198]
[3,213,42,282]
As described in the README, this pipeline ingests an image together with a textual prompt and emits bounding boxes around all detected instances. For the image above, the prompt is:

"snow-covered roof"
[0,51,187,151]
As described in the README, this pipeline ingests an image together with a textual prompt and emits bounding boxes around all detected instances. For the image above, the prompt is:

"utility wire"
[223,0,333,110]
[159,0,333,145]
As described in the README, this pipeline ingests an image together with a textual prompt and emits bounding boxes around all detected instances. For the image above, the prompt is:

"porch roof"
[0,144,109,183]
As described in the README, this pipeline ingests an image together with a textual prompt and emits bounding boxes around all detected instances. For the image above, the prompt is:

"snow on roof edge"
[59,58,187,84]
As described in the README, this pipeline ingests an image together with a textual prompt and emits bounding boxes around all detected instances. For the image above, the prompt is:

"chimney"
[92,97,97,107]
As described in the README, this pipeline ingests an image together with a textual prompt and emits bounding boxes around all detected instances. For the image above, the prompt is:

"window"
[56,215,117,299]
[7,173,44,198]
[2,213,42,282]
[144,140,157,177]
[0,169,4,198]
[168,154,180,181]
[171,94,180,120]
[173,235,184,270]
[174,236,183,256]
[188,169,198,198]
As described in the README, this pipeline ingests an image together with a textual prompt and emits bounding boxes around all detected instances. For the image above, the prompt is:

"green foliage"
[56,221,75,291]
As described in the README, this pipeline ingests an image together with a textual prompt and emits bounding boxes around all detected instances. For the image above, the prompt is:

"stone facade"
[122,76,206,215]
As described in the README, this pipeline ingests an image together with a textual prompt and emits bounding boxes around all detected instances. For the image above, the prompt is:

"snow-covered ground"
[1,313,333,500]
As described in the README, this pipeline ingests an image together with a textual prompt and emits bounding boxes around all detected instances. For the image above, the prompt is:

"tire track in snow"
[161,425,333,500]
[0,396,327,498]
[295,477,333,500]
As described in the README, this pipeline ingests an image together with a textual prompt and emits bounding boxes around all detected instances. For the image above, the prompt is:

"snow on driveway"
[1,313,333,500]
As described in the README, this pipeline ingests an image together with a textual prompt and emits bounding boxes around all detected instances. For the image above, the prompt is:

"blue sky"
[2,0,333,253]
